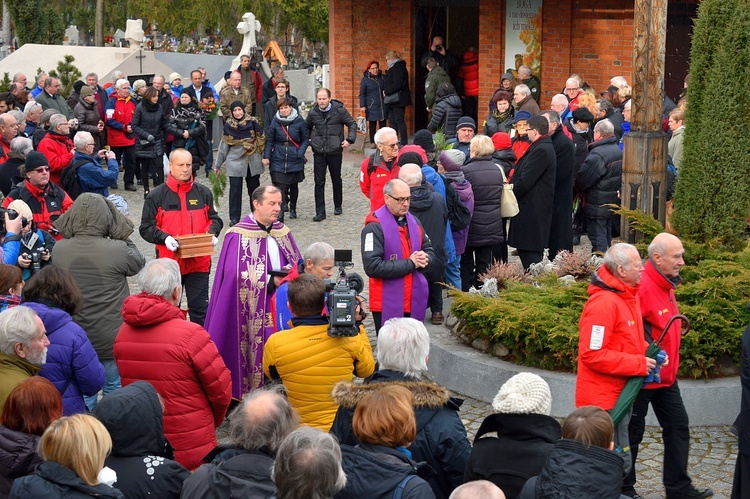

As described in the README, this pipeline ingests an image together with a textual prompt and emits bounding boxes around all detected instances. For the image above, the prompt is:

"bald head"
[449,481,506,499]
[398,163,423,187]
[229,387,299,453]
[648,233,685,278]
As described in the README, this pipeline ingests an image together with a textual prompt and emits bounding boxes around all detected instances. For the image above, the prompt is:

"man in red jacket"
[623,233,713,499]
[576,242,656,476]
[114,258,231,471]
[359,127,401,215]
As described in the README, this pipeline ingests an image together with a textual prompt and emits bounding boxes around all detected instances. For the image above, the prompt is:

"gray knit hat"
[492,372,552,415]
[439,149,466,172]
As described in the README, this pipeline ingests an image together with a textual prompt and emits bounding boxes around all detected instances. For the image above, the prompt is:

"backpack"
[666,155,677,201]
[444,180,471,230]
[59,159,89,200]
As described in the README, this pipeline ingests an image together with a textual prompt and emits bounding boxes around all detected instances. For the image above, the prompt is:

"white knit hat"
[492,372,552,415]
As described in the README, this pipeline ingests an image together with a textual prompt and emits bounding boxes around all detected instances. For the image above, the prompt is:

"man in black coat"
[541,110,575,258]
[574,119,622,255]
[399,163,448,325]
[595,98,625,140]
[508,115,556,269]
[305,88,356,221]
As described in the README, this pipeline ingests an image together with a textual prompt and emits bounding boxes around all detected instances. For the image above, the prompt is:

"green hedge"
[450,247,750,380]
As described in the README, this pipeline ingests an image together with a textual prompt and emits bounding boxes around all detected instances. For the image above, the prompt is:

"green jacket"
[523,75,542,104]
[34,91,74,119]
[0,353,41,413]
[425,66,451,110]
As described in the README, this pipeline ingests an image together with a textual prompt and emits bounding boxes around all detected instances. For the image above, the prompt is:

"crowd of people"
[0,51,728,499]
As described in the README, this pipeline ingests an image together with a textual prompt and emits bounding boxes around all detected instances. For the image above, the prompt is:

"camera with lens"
[0,208,19,234]
[324,249,365,337]
[21,250,43,274]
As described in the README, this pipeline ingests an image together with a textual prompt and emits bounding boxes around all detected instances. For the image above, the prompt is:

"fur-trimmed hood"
[332,376,451,410]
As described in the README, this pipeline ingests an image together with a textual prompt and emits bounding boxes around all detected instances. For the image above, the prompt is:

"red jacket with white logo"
[576,265,649,410]
[359,154,401,214]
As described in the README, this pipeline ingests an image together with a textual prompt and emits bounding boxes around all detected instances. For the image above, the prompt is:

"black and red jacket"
[2,180,73,239]
[139,174,223,275]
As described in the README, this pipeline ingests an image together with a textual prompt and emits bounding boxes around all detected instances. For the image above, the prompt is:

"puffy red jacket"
[105,95,136,147]
[458,50,479,97]
[37,132,74,185]
[637,260,682,388]
[359,154,401,215]
[114,293,232,470]
[576,265,649,410]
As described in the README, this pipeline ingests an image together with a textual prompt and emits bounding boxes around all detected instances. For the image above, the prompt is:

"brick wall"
[478,0,505,128]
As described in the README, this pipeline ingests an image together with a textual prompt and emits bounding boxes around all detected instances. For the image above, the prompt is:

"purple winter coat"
[24,301,105,415]
[449,178,474,255]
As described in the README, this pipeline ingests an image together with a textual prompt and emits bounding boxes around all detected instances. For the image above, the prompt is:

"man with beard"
[0,306,50,411]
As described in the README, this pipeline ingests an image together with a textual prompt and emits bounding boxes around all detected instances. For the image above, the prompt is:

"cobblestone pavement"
[121,140,738,499]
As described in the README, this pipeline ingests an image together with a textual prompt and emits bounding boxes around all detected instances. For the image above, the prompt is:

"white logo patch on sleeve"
[364,232,374,252]
[590,325,605,350]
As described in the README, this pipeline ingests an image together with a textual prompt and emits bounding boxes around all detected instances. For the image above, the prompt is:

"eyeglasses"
[565,87,579,92]
[32,166,51,173]
[380,142,400,149]
[86,142,95,147]
[387,194,411,204]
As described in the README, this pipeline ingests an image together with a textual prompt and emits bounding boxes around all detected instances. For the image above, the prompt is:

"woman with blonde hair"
[338,385,435,498]
[10,413,124,498]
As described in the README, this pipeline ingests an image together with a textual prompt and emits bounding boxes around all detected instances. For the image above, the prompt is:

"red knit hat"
[492,132,512,151]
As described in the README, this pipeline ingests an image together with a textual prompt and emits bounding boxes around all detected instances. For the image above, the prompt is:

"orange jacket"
[576,265,649,410]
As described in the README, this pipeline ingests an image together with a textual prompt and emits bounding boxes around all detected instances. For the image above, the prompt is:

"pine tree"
[672,0,750,249]
[49,55,82,97]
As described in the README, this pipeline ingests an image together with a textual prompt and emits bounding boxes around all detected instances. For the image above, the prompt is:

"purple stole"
[375,205,428,322]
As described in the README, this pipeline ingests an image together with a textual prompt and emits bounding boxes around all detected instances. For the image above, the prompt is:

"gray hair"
[12,73,25,83]
[36,72,48,85]
[137,259,181,299]
[229,386,300,453]
[398,163,423,187]
[24,101,41,115]
[596,98,613,115]
[518,65,532,77]
[74,131,94,151]
[304,242,335,264]
[551,93,568,107]
[603,243,639,274]
[514,84,530,97]
[9,137,33,159]
[647,233,681,259]
[114,78,129,89]
[565,77,580,90]
[0,306,40,355]
[112,71,125,82]
[374,127,397,145]
[540,110,561,127]
[49,114,67,131]
[594,119,614,136]
[7,110,24,125]
[449,480,507,499]
[132,79,147,92]
[152,75,165,84]
[610,76,628,88]
[86,72,98,80]
[383,179,408,198]
[272,427,346,499]
[377,317,430,376]
[271,66,284,76]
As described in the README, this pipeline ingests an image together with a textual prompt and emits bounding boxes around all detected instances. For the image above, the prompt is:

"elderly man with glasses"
[2,151,73,239]
[69,131,119,197]
[361,178,434,334]
[359,127,402,214]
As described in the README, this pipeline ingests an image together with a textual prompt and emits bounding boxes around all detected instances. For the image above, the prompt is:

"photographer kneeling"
[262,273,374,431]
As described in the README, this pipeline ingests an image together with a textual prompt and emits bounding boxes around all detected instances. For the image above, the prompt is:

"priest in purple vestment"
[205,184,301,399]
[361,179,434,334]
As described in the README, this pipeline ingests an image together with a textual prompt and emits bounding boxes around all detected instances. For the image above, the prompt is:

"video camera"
[324,249,365,337]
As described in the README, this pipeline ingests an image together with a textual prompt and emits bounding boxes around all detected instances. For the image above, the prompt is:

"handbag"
[496,163,519,218]
[384,92,400,105]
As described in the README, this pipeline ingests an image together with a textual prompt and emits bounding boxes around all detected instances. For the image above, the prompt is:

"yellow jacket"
[263,319,375,430]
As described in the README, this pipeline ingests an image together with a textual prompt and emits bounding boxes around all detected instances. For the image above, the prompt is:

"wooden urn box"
[175,233,214,258]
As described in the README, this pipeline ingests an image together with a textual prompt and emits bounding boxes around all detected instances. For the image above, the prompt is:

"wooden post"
[621,0,669,242]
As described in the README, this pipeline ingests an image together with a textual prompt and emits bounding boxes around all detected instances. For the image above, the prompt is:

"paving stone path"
[119,141,737,499]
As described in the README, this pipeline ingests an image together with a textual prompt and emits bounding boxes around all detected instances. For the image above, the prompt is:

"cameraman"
[263,273,374,431]
[272,242,336,331]
[72,131,119,197]
[6,199,53,280]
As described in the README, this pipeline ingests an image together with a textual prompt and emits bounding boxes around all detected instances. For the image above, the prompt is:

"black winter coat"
[331,370,471,499]
[73,98,106,150]
[461,156,505,248]
[427,93,462,138]
[384,59,412,108]
[264,110,309,175]
[337,444,436,499]
[10,461,125,498]
[547,126,575,258]
[574,135,622,219]
[563,119,593,184]
[132,102,167,159]
[408,185,448,275]
[181,445,275,498]
[517,439,629,499]
[263,94,299,134]
[465,413,561,499]
[91,381,189,499]
[0,157,24,197]
[166,103,207,154]
[0,426,41,498]
[305,100,357,155]
[508,136,556,252]
[359,71,386,122]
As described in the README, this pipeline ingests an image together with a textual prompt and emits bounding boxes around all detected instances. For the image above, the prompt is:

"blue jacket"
[264,109,309,175]
[359,70,386,122]
[2,231,21,264]
[73,152,119,197]
[421,166,456,263]
[25,301,105,415]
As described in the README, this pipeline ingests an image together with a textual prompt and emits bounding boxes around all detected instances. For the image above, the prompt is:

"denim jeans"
[84,359,121,410]
[444,255,461,290]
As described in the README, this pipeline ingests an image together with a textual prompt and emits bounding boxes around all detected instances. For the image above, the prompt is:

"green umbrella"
[610,314,690,426]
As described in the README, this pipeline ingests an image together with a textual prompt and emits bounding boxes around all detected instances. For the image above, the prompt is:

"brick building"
[329,0,697,131]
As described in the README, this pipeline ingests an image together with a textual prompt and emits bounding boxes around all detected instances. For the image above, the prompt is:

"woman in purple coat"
[22,266,105,415]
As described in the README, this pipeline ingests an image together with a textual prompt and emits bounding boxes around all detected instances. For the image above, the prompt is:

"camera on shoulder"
[324,249,365,338]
